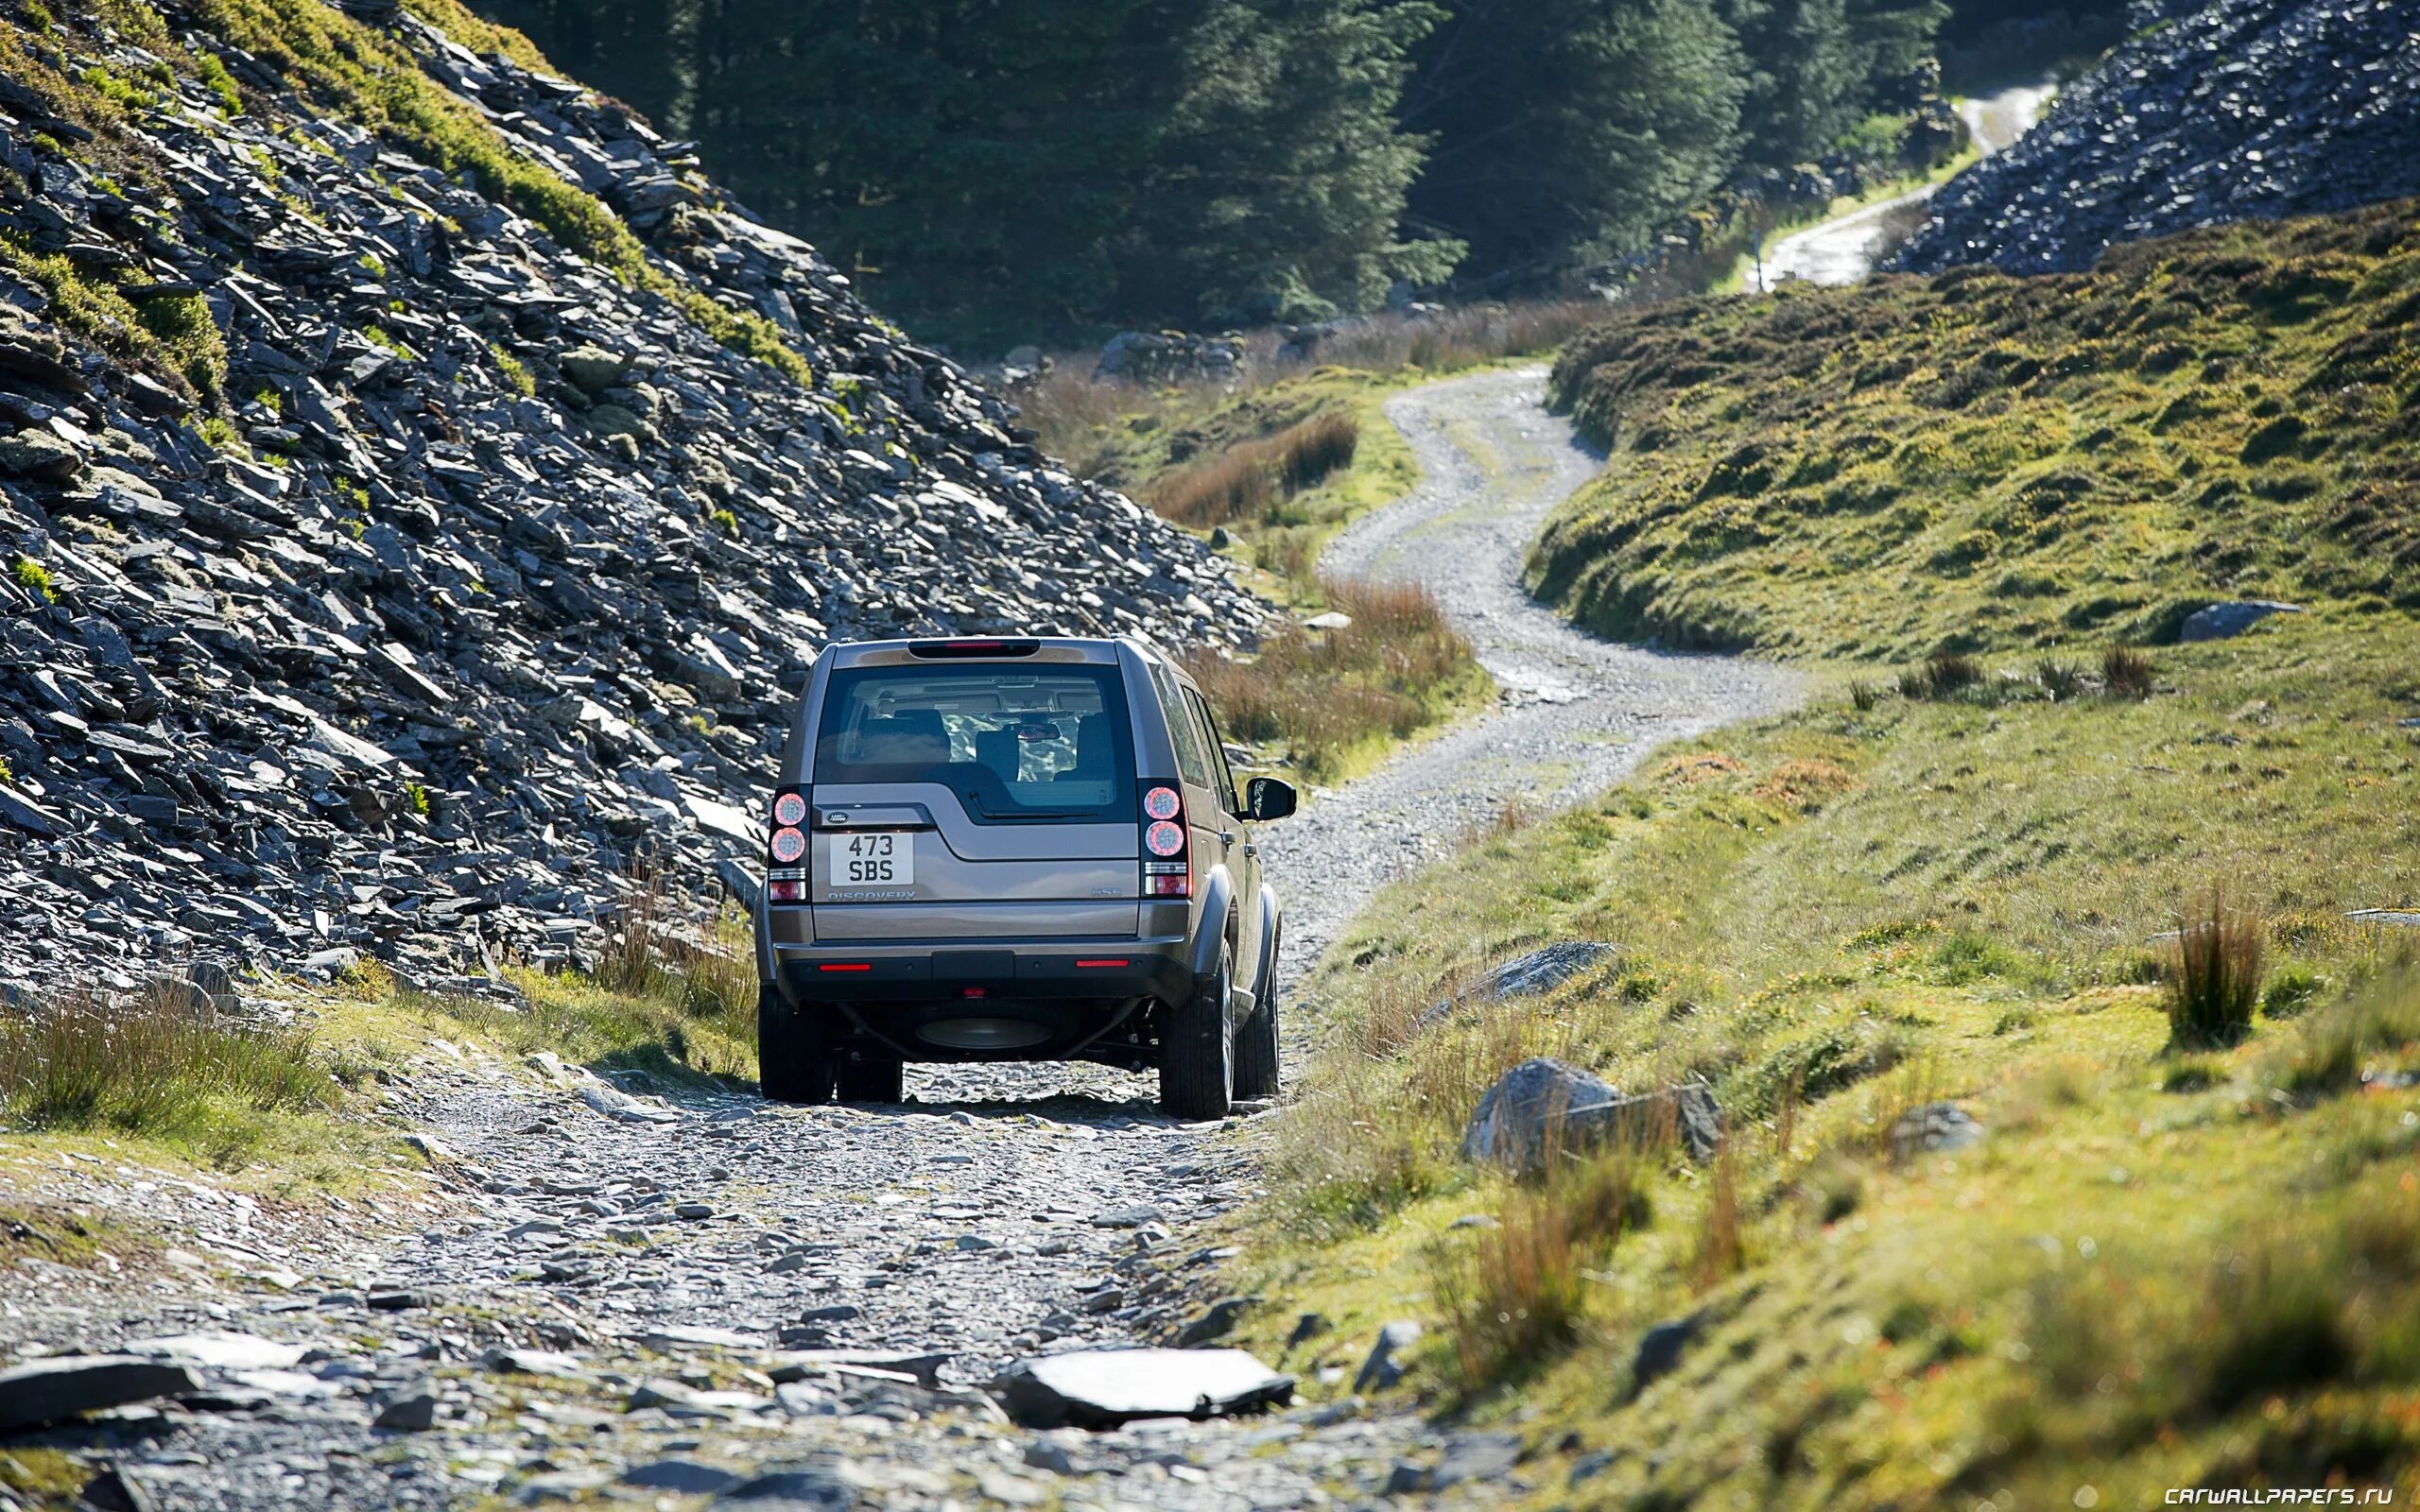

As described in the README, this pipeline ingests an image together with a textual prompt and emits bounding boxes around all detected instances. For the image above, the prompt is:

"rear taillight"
[767,784,811,872]
[768,874,806,904]
[1139,782,1191,899]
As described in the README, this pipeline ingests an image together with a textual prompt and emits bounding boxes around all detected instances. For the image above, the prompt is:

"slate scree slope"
[1895,0,2420,276]
[0,0,1262,998]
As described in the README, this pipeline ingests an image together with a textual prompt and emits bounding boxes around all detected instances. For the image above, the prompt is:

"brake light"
[768,875,806,904]
[908,638,1041,659]
[1138,782,1190,899]
[769,826,807,864]
[773,791,807,827]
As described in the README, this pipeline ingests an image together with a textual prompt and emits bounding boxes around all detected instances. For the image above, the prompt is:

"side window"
[1185,690,1239,814]
[1154,665,1213,788]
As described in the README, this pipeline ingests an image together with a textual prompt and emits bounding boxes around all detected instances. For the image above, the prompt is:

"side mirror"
[1245,776,1297,822]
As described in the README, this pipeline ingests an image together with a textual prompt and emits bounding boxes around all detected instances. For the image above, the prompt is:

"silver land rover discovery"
[752,635,1296,1119]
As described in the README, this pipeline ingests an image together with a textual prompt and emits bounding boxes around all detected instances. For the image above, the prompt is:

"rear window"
[813,663,1134,823]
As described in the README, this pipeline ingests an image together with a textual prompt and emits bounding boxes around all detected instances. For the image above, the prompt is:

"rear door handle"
[1218,830,1236,845]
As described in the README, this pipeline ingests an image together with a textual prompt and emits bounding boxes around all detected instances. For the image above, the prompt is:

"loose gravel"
[1,368,1799,1511]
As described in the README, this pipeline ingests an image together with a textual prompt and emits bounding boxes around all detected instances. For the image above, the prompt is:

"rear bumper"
[770,937,1193,1008]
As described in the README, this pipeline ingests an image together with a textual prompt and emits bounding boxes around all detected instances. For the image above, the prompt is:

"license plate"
[828,831,914,888]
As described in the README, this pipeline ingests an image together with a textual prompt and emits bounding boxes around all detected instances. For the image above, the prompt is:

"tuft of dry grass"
[1147,409,1358,528]
[1431,1152,1646,1391]
[2166,889,2266,1047]
[2101,644,2155,699]
[1184,576,1477,782]
[1014,300,1601,486]
[1689,1145,1745,1292]
[597,871,756,1022]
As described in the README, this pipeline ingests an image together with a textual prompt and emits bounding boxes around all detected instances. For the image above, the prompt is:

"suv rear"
[751,635,1296,1119]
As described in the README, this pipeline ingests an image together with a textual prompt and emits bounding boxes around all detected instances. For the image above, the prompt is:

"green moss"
[488,340,535,396]
[708,507,740,538]
[9,555,54,603]
[197,414,246,455]
[0,232,226,401]
[195,49,243,113]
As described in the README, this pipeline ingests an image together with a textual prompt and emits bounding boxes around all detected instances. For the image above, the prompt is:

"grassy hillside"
[1533,200,2420,658]
[1238,620,2420,1503]
[1236,200,2420,1503]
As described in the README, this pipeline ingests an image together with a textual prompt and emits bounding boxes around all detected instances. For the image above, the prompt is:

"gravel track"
[1761,80,2055,287]
[1272,367,1799,979]
[3,369,1796,1511]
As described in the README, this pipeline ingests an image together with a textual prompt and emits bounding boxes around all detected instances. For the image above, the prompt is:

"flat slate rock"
[0,1355,200,1432]
[1422,941,1622,1027]
[995,1348,1294,1429]
[121,1331,307,1370]
[2180,600,2301,643]
[769,1349,949,1388]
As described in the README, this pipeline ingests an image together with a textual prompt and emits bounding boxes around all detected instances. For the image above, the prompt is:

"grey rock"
[76,1466,155,1512]
[1430,1432,1524,1490]
[716,1465,859,1508]
[995,1348,1294,1429]
[373,1386,440,1431]
[1087,1204,1164,1228]
[2179,600,2302,643]
[557,345,631,392]
[121,1331,305,1370]
[623,1459,741,1494]
[1422,941,1622,1027]
[1632,1314,1704,1394]
[769,1349,949,1388]
[1352,1321,1422,1392]
[0,1356,199,1431]
[1175,1295,1255,1348]
[1892,1101,1984,1156]
[1461,1057,1724,1170]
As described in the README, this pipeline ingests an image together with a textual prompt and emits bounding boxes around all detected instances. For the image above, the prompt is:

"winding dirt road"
[5,370,1795,1511]
[1761,79,2058,288]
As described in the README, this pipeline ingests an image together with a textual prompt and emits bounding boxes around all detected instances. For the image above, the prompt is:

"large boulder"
[2179,600,2300,643]
[1461,1057,1722,1172]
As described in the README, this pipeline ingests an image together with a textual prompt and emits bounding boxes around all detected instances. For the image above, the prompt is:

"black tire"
[1233,928,1281,1100]
[756,986,836,1105]
[1160,944,1236,1121]
[836,1046,906,1104]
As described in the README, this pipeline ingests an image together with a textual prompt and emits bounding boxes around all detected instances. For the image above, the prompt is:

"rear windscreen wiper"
[963,789,1092,822]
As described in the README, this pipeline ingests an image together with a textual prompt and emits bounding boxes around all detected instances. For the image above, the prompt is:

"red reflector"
[961,987,988,998]
[819,963,872,973]
[1075,959,1130,969]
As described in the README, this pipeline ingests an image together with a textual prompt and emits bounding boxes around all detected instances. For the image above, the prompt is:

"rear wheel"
[1233,928,1281,1100]
[1160,944,1236,1121]
[837,1046,906,1104]
[757,987,837,1105]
